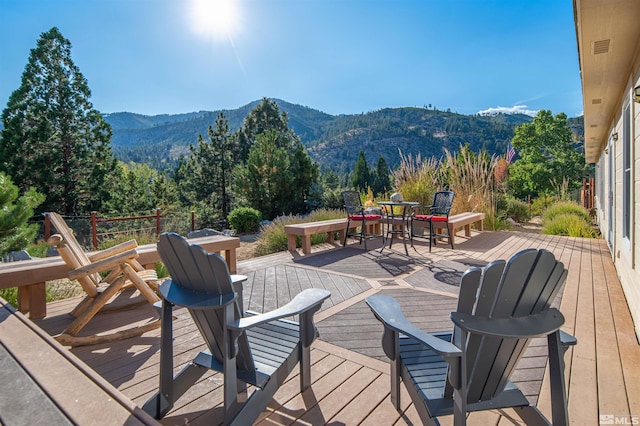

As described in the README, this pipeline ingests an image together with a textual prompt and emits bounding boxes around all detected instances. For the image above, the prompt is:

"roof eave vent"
[592,39,611,55]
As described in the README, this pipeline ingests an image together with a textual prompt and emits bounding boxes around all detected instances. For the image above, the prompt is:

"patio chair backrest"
[157,232,254,371]
[47,212,102,292]
[342,190,364,216]
[430,191,454,217]
[448,248,567,403]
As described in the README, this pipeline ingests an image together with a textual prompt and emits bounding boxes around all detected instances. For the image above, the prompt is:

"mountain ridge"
[93,100,586,171]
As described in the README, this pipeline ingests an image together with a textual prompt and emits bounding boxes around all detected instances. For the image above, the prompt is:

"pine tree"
[233,98,318,217]
[373,156,391,195]
[0,173,45,256]
[182,113,235,227]
[234,131,292,219]
[352,150,370,192]
[0,27,116,215]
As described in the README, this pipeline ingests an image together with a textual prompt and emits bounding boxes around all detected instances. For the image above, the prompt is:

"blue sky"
[0,0,582,117]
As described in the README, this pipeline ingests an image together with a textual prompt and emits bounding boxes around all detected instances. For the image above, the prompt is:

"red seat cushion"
[349,214,382,221]
[414,214,448,222]
[430,216,448,222]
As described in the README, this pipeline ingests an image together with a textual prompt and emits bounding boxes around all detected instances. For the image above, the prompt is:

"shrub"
[505,197,531,223]
[97,230,159,250]
[542,201,591,224]
[26,240,51,258]
[392,152,441,210]
[530,195,555,216]
[228,207,262,233]
[155,262,169,279]
[483,211,510,231]
[542,213,596,238]
[254,209,345,256]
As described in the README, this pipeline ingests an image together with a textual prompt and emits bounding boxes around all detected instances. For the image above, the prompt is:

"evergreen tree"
[235,98,289,163]
[352,150,370,192]
[0,27,116,214]
[182,113,235,227]
[0,172,45,256]
[233,98,318,217]
[372,156,392,195]
[234,130,292,219]
[150,173,179,212]
[109,162,159,214]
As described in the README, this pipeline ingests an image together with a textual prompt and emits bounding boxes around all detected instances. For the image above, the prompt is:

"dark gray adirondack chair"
[143,233,330,425]
[366,248,576,426]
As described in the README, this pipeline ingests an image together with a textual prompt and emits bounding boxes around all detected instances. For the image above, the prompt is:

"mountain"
[103,100,581,172]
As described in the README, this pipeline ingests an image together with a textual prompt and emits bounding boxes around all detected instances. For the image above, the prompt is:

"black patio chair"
[411,191,455,251]
[341,190,382,250]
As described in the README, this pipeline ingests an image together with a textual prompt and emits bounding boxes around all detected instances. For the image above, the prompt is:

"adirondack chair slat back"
[157,233,254,371]
[450,248,567,403]
[47,212,102,290]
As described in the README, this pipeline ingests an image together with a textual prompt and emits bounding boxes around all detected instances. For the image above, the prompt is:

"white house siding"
[597,74,640,340]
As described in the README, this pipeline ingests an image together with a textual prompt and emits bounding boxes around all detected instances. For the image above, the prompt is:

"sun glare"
[190,0,239,41]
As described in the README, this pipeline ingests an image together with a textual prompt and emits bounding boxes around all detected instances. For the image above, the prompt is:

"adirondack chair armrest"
[450,308,565,340]
[228,288,331,331]
[559,329,577,346]
[67,248,140,281]
[88,239,138,262]
[159,279,236,308]
[366,295,462,358]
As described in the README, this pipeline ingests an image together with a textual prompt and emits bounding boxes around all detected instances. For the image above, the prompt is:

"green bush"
[97,230,159,250]
[530,195,555,216]
[542,213,596,238]
[255,209,345,256]
[542,201,591,224]
[483,211,510,231]
[26,241,50,258]
[505,197,531,223]
[228,207,262,233]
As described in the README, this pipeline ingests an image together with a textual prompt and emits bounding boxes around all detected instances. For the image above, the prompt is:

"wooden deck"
[30,230,640,425]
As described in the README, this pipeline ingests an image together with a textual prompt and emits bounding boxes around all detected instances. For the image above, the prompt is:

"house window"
[623,103,631,240]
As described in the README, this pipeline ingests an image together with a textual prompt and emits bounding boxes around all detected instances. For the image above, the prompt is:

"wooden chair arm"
[366,295,461,358]
[67,249,139,281]
[88,240,139,262]
[228,288,330,331]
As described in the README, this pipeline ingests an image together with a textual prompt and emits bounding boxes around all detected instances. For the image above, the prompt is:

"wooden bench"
[412,212,485,245]
[0,234,240,319]
[285,218,382,254]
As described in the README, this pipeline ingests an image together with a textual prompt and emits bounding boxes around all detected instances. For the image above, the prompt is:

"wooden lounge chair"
[45,212,161,346]
[366,248,576,425]
[143,232,330,425]
[411,190,455,251]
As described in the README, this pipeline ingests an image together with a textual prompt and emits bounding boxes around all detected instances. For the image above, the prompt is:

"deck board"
[19,230,640,425]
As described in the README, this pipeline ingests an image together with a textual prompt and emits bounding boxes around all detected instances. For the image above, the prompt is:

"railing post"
[44,213,51,240]
[156,208,161,237]
[91,212,98,250]
[191,211,195,232]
